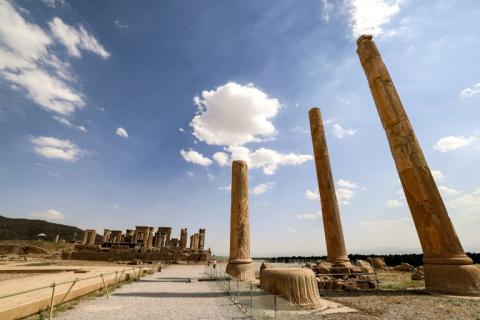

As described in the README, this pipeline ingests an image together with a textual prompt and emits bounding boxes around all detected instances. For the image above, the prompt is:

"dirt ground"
[319,266,480,320]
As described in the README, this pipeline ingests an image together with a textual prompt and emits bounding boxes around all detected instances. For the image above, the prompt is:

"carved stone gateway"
[356,35,480,296]
[226,160,255,282]
[309,107,351,268]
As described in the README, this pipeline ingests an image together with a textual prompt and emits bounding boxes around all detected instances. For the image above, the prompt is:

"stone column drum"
[309,107,351,268]
[356,35,480,296]
[226,160,255,282]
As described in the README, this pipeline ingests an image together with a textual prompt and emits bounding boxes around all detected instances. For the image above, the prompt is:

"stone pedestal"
[309,107,351,268]
[226,160,255,282]
[356,34,480,296]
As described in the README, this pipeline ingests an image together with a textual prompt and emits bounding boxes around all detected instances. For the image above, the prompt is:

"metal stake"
[58,278,78,306]
[48,282,56,320]
[101,274,109,299]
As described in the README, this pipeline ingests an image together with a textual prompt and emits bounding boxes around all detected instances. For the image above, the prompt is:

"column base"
[424,264,480,296]
[226,259,255,282]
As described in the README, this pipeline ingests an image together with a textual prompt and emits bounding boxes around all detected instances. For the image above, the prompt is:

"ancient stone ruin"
[66,226,212,263]
[226,160,255,282]
[356,34,480,296]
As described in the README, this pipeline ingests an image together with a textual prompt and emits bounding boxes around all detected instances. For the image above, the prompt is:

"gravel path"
[56,265,247,320]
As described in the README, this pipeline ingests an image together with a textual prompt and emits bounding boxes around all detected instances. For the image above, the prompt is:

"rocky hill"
[0,215,85,241]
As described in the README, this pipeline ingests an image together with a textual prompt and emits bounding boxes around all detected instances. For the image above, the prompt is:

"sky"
[1,0,480,257]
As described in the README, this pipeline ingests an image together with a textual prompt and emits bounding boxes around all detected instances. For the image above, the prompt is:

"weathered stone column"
[102,229,111,244]
[180,228,188,249]
[146,227,154,249]
[309,107,351,268]
[85,229,96,246]
[198,228,206,250]
[356,35,480,296]
[226,160,255,282]
[190,235,194,249]
[54,234,59,243]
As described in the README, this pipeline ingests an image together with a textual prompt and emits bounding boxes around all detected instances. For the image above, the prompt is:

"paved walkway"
[57,265,247,320]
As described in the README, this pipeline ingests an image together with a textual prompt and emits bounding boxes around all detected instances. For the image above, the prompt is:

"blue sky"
[1,0,480,256]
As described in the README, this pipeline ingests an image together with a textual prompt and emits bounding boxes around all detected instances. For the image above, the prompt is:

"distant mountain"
[0,215,88,241]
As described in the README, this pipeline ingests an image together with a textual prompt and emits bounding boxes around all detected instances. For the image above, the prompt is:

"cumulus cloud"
[433,136,475,152]
[116,127,129,138]
[305,189,320,200]
[180,149,212,166]
[337,179,357,189]
[0,1,108,115]
[190,82,280,146]
[431,170,444,182]
[252,182,274,195]
[449,188,480,222]
[439,185,460,196]
[219,186,231,191]
[30,208,65,220]
[347,0,402,38]
[227,146,312,175]
[460,83,480,98]
[297,211,321,220]
[31,136,86,161]
[337,188,354,205]
[386,199,403,208]
[213,152,229,166]
[332,124,356,138]
[49,17,110,59]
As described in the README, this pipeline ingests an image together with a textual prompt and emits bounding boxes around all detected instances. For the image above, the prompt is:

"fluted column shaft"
[356,35,480,296]
[309,107,350,266]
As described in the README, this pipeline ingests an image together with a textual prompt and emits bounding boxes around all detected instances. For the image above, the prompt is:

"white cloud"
[41,0,68,9]
[386,199,403,208]
[178,127,185,133]
[219,186,231,192]
[190,82,280,146]
[180,149,212,166]
[252,182,274,195]
[286,226,296,234]
[337,179,357,189]
[431,170,445,182]
[449,188,480,222]
[116,127,129,138]
[397,189,406,200]
[0,1,108,115]
[296,211,321,220]
[114,20,128,29]
[49,17,110,59]
[30,136,86,161]
[460,83,480,98]
[347,0,402,38]
[337,188,354,205]
[433,136,475,152]
[332,124,356,138]
[53,116,87,132]
[213,152,229,166]
[321,0,333,22]
[31,208,65,220]
[305,189,320,200]
[227,146,312,175]
[439,185,460,196]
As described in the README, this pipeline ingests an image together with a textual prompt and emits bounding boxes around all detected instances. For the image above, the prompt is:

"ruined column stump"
[356,34,480,296]
[226,160,255,282]
[260,268,327,310]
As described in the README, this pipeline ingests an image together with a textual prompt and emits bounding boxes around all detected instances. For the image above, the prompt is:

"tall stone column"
[146,227,154,249]
[309,108,351,267]
[226,160,255,282]
[356,35,480,296]
[102,229,111,244]
[190,235,194,249]
[180,228,188,249]
[198,228,206,250]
